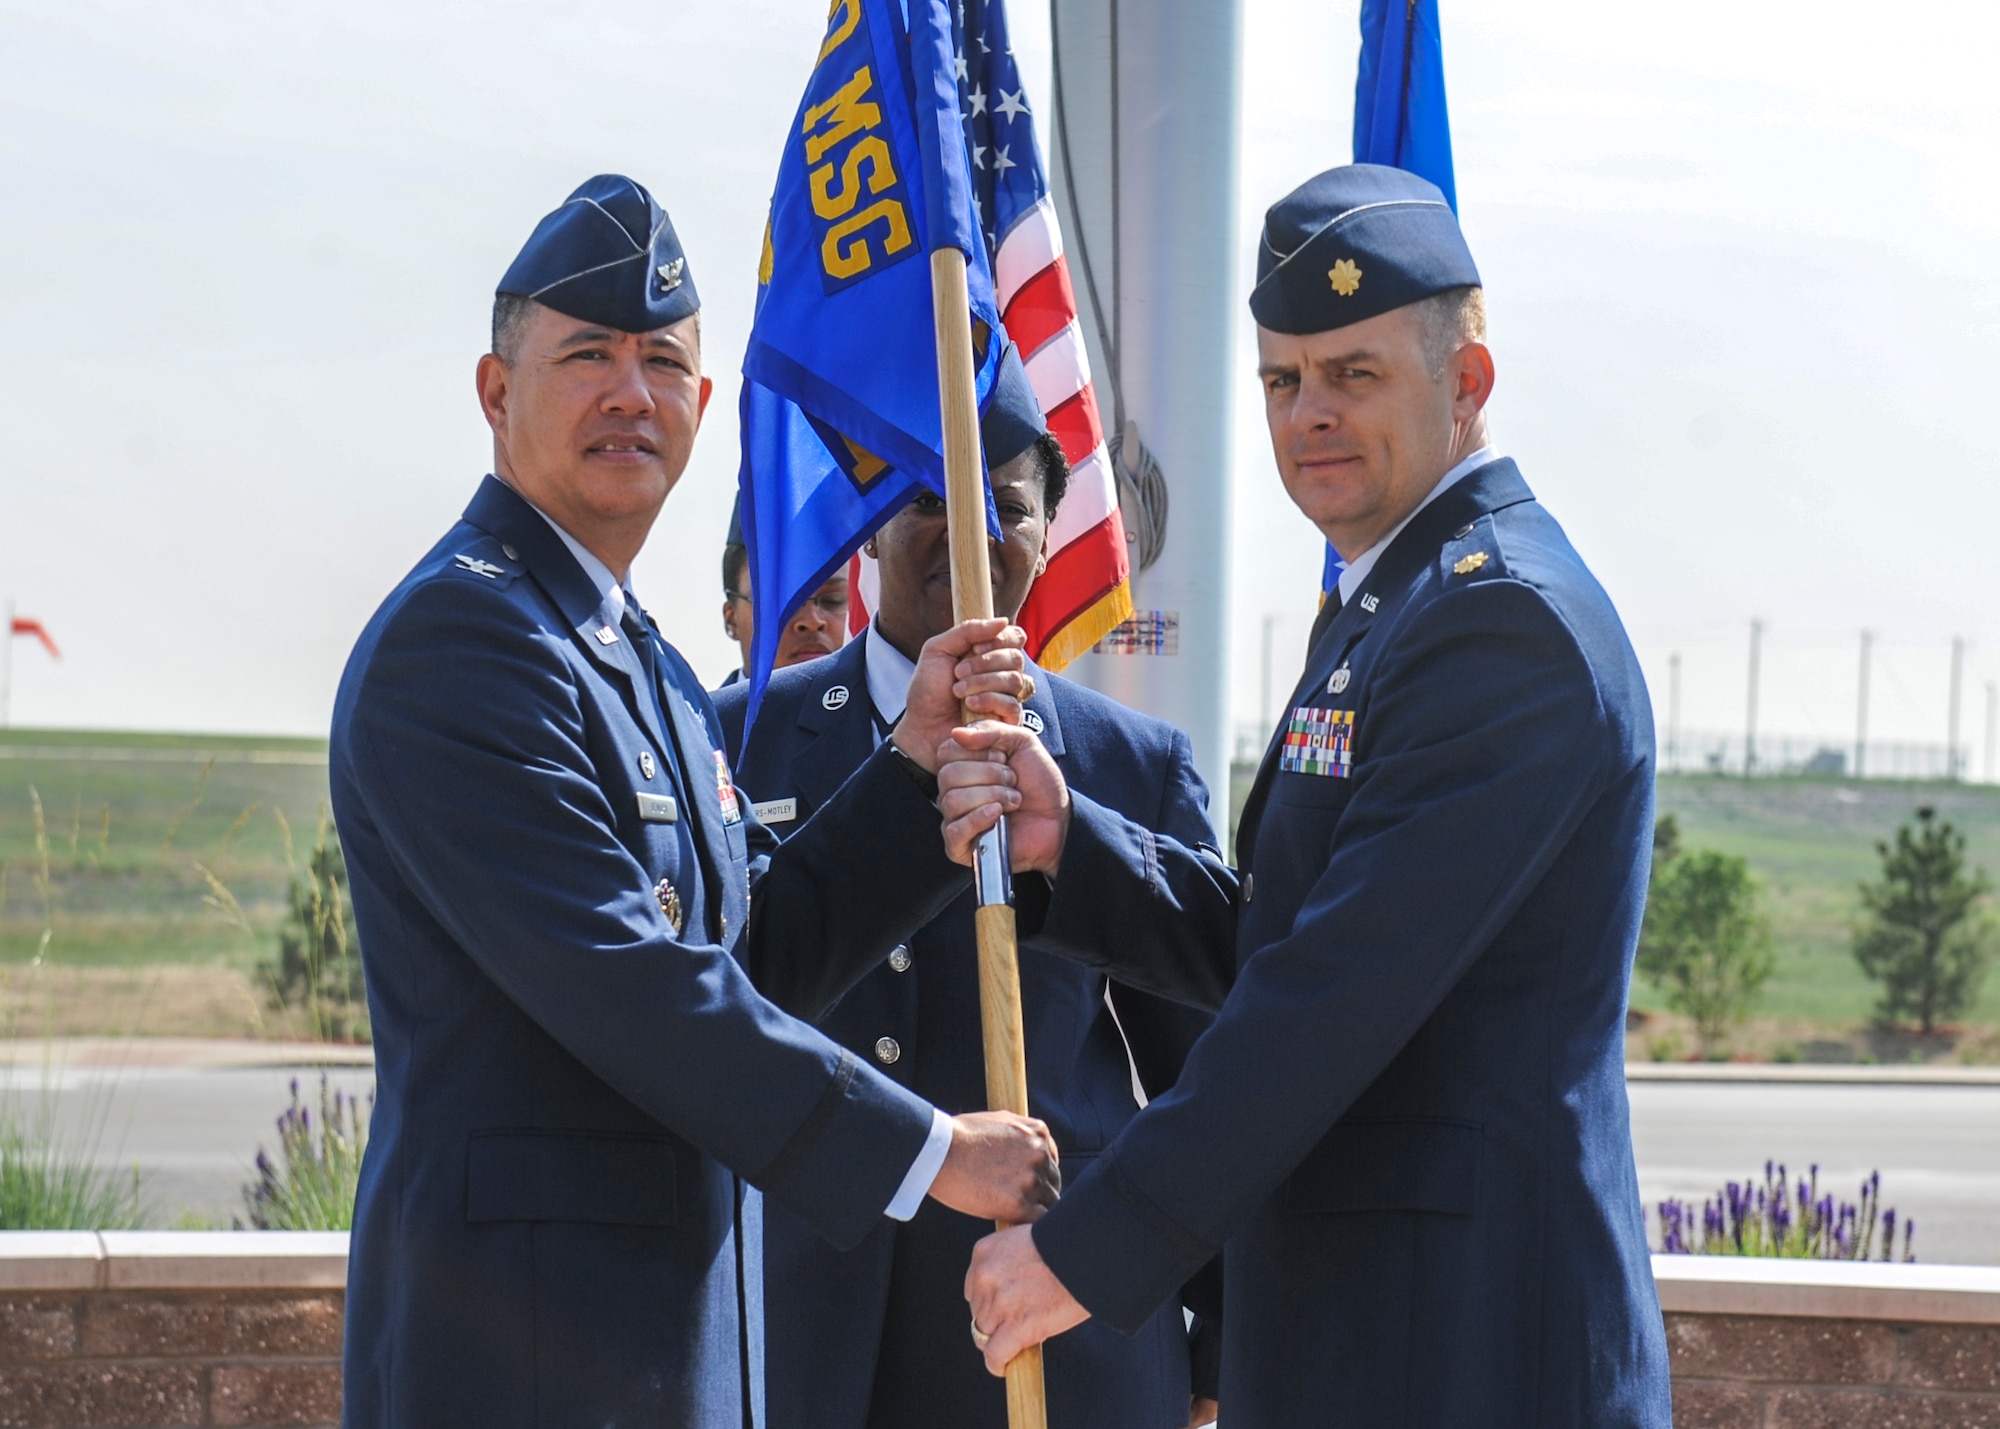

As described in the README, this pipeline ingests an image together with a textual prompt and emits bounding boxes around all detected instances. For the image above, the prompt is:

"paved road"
[7,1065,1998,1263]
[1629,1081,2000,1266]
[0,1064,377,1227]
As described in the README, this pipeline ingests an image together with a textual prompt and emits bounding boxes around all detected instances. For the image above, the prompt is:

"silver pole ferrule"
[972,818,1013,908]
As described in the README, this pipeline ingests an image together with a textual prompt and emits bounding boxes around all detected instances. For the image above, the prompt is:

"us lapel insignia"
[822,685,851,711]
[1022,709,1046,736]
[1280,706,1356,778]
[711,749,742,824]
[1453,551,1490,576]
[1359,593,1380,613]
[654,876,685,935]
[1327,664,1351,695]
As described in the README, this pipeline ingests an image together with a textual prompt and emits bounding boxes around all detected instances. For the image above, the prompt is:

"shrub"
[1652,813,1682,866]
[0,1119,143,1229]
[1638,845,1773,1056]
[1853,806,1995,1036]
[1656,1161,1914,1262]
[265,816,370,1043]
[238,1074,371,1231]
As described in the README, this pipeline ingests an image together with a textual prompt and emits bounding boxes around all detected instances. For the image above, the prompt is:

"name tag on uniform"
[752,797,798,825]
[636,793,679,823]
[1280,706,1355,778]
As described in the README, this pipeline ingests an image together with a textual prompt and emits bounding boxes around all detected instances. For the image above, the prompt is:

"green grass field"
[0,727,330,978]
[1228,764,2000,1040]
[5,729,1997,1044]
[1648,774,2000,1032]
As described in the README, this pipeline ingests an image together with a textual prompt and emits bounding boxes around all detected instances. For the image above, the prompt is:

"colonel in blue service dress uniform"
[958,166,1673,1427]
[715,360,1221,1429]
[331,176,1055,1429]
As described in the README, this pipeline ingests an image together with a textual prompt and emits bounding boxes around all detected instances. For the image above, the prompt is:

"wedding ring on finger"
[970,1316,992,1350]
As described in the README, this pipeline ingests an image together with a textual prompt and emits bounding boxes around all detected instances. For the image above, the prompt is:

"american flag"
[849,0,1133,669]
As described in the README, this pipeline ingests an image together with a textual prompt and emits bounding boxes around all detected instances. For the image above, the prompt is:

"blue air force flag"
[1319,0,1461,601]
[738,0,1005,720]
[1354,0,1458,214]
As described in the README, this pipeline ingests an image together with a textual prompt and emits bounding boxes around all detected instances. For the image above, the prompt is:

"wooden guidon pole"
[929,246,1048,1429]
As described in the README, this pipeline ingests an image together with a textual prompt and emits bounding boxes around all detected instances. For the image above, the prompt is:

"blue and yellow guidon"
[797,318,993,494]
[805,412,890,492]
[799,0,918,294]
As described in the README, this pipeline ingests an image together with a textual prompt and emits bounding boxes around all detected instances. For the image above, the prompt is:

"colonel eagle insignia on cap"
[498,174,700,333]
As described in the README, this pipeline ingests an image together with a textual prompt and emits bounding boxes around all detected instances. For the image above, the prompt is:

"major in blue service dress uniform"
[1012,166,1674,1428]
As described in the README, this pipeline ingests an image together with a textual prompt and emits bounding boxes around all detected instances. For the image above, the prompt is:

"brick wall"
[1658,1257,2000,1428]
[1,1237,1996,1427]
[0,1234,347,1429]
[1668,1313,2000,1427]
[0,1288,342,1428]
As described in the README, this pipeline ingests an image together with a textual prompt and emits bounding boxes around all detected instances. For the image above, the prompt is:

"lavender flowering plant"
[238,1073,372,1231]
[1656,1162,1916,1261]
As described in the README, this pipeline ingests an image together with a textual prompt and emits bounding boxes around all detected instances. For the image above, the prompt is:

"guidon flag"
[845,0,1134,670]
[736,0,1005,724]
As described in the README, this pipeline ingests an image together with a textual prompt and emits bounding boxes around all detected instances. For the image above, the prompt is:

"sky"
[1,0,1997,771]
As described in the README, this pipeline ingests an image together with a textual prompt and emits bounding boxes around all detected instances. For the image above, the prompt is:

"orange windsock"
[10,618,60,660]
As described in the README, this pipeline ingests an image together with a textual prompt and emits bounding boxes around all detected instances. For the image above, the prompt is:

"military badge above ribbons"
[736,0,1007,729]
[1281,706,1357,778]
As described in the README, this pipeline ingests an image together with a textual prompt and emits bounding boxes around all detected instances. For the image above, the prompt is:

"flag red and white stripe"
[997,196,1132,668]
[849,196,1132,668]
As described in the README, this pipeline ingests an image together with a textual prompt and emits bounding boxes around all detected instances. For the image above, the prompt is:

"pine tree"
[267,823,369,1042]
[1853,806,1995,1036]
[1639,843,1774,1056]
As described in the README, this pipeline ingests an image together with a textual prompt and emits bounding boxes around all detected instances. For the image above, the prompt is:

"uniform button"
[874,1036,901,1065]
[888,945,912,973]
[501,544,520,561]
[1244,872,1255,904]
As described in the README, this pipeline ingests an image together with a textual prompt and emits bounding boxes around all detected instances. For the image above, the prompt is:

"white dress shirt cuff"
[885,1107,955,1221]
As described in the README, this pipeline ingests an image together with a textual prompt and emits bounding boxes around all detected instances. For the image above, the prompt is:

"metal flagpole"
[1855,629,1872,779]
[1,596,13,729]
[1947,637,1965,781]
[1049,0,1245,838]
[929,246,1048,1429]
[1745,619,1763,777]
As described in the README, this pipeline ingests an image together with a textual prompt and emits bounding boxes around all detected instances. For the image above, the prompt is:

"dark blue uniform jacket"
[1023,461,1673,1427]
[714,641,1221,1429]
[331,478,971,1429]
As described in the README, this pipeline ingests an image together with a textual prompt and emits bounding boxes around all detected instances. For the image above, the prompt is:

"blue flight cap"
[498,175,699,332]
[982,342,1045,469]
[1249,164,1479,336]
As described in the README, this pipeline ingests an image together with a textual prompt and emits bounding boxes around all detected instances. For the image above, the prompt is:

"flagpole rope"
[1049,0,1169,572]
